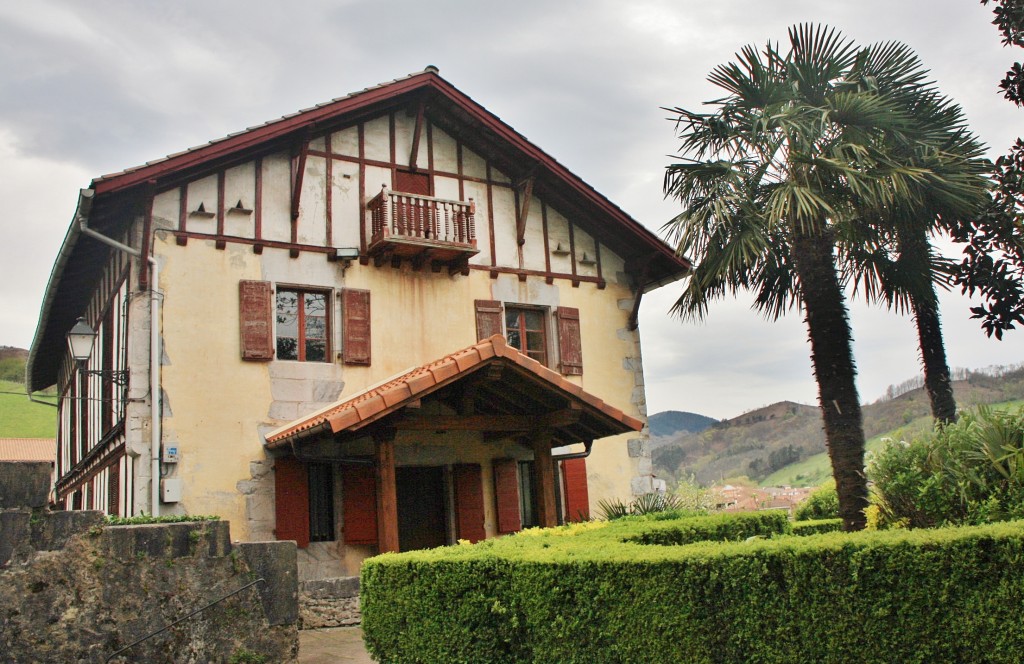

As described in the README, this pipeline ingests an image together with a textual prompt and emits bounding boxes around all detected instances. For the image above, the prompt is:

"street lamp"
[67,317,97,363]
[66,317,128,386]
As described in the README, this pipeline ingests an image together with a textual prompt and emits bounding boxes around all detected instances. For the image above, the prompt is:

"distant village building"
[0,438,57,502]
[26,68,690,578]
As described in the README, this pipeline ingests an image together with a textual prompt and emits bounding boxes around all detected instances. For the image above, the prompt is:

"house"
[0,438,56,502]
[26,67,690,578]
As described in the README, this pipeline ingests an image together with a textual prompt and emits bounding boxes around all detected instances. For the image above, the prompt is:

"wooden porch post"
[374,429,400,553]
[531,430,557,528]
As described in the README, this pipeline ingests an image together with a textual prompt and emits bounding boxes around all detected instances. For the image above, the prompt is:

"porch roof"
[264,335,643,449]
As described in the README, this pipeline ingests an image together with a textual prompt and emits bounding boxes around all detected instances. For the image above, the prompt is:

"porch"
[264,335,641,561]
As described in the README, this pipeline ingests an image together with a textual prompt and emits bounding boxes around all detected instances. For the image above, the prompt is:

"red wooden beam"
[374,430,400,553]
[409,99,426,172]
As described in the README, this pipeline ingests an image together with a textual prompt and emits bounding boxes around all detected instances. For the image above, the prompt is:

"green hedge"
[791,518,843,536]
[362,516,1024,663]
[625,510,789,545]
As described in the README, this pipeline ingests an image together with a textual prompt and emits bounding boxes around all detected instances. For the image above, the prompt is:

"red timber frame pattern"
[157,108,610,289]
[56,254,133,516]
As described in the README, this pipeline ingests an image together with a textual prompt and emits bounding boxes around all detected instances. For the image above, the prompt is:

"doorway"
[396,466,448,551]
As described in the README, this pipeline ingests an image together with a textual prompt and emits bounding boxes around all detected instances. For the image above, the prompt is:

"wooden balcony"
[367,186,479,273]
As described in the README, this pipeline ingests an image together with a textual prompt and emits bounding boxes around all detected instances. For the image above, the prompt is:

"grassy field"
[762,400,1024,487]
[0,379,57,438]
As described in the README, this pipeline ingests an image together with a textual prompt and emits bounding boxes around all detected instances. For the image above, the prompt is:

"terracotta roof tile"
[265,335,643,446]
[0,438,56,462]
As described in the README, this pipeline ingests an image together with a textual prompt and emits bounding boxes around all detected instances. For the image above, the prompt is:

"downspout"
[76,188,162,517]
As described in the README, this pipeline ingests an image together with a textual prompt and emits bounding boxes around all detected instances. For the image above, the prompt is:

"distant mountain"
[653,367,1024,488]
[648,410,717,438]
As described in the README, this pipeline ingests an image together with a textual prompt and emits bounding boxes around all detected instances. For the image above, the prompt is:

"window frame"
[504,305,549,366]
[274,285,333,363]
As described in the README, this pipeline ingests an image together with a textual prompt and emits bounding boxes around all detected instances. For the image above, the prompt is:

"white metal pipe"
[149,258,160,517]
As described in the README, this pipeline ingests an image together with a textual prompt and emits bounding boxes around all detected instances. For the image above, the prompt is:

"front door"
[397,466,448,552]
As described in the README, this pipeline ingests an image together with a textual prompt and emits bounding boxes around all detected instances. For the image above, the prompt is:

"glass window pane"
[506,329,521,350]
[526,331,545,353]
[306,315,326,340]
[305,340,326,363]
[523,310,544,330]
[276,291,298,338]
[277,337,298,361]
[304,293,326,317]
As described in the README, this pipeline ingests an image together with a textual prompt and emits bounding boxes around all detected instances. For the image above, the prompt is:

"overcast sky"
[2,1,1022,419]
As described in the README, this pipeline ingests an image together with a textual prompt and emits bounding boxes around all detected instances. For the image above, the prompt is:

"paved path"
[299,627,375,663]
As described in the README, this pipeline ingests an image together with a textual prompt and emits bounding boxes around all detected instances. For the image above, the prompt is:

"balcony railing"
[367,186,478,264]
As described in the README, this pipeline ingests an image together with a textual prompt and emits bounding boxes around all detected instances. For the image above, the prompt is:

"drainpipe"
[76,188,162,517]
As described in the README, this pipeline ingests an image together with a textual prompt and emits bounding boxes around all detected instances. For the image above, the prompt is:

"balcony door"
[394,170,431,238]
[395,169,430,196]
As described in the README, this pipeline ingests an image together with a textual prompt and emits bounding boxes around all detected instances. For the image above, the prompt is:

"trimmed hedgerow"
[362,516,1024,663]
[791,518,843,536]
[625,510,789,545]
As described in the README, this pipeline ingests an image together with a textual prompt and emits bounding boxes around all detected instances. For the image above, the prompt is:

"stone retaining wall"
[0,461,300,663]
[299,576,362,628]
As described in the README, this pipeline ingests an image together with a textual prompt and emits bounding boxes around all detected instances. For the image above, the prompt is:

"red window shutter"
[274,456,310,548]
[453,464,486,543]
[475,300,503,341]
[342,289,371,365]
[556,306,583,376]
[342,464,378,545]
[561,458,590,522]
[107,458,120,517]
[239,280,274,361]
[493,458,521,534]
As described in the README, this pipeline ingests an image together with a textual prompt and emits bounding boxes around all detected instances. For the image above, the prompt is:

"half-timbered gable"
[28,67,690,579]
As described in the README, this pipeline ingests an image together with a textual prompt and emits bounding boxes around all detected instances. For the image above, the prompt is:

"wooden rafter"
[515,175,535,247]
[409,99,426,172]
[290,131,310,222]
[394,408,580,432]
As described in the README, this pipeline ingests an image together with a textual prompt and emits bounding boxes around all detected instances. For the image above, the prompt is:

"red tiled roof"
[265,335,643,447]
[0,438,56,462]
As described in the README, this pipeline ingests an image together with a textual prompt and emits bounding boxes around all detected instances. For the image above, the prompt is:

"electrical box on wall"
[162,445,179,464]
[161,478,182,503]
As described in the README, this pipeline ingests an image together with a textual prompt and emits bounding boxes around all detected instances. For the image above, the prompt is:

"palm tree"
[663,25,989,530]
[847,121,989,425]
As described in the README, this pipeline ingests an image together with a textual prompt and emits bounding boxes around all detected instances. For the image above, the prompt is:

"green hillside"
[762,399,1024,487]
[0,379,57,438]
[654,367,1024,488]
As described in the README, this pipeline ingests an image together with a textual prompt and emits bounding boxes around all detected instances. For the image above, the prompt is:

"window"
[475,300,582,375]
[276,288,329,362]
[308,463,335,542]
[518,460,537,528]
[504,307,548,365]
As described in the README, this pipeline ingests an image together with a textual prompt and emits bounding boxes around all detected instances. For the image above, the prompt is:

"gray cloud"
[1,0,1022,417]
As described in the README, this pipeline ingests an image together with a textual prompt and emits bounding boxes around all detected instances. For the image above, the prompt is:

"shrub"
[794,481,838,521]
[596,492,694,521]
[362,518,1024,663]
[869,406,1024,528]
[791,518,842,536]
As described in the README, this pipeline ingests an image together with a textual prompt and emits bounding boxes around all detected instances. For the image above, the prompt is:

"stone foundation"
[299,576,362,628]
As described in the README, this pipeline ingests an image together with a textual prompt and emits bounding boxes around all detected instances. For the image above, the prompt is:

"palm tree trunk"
[899,232,958,424]
[792,231,869,531]
[913,292,958,424]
